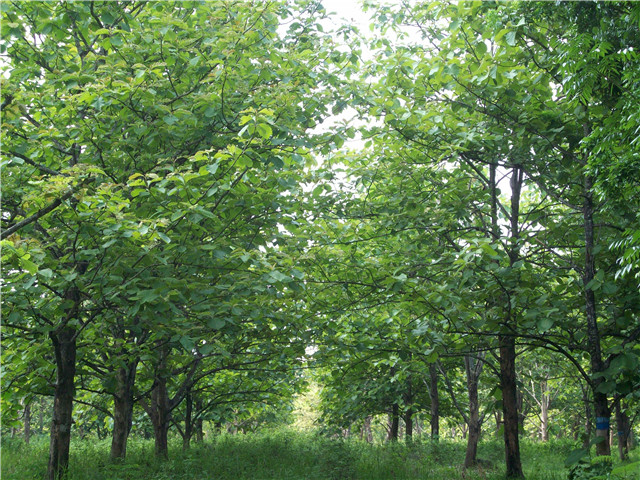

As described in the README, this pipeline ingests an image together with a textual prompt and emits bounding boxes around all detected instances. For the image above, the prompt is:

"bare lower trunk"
[540,378,550,442]
[110,362,137,461]
[582,385,592,449]
[183,391,193,451]
[23,399,31,444]
[404,408,413,441]
[429,363,440,439]
[389,403,399,442]
[463,354,484,470]
[48,328,77,480]
[194,397,204,443]
[495,410,503,437]
[363,416,373,443]
[615,398,629,460]
[500,335,524,479]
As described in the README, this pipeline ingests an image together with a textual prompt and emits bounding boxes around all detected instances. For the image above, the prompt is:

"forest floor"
[2,429,638,480]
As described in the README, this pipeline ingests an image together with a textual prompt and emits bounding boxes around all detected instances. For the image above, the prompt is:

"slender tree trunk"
[429,363,440,439]
[495,410,503,437]
[582,177,611,456]
[48,327,77,480]
[389,403,399,442]
[615,398,629,460]
[500,335,524,478]
[23,398,31,444]
[463,354,484,470]
[39,397,46,434]
[110,361,137,461]
[183,390,193,451]
[404,408,413,441]
[194,395,204,443]
[540,378,550,442]
[582,384,592,449]
[364,416,373,443]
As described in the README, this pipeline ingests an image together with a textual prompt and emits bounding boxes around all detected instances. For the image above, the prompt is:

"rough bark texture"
[429,363,440,439]
[583,176,611,457]
[500,335,524,479]
[110,362,137,461]
[48,327,77,480]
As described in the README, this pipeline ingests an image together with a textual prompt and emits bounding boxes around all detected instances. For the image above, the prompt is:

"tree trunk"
[500,335,524,479]
[463,354,484,470]
[194,396,204,443]
[498,166,525,479]
[110,361,137,461]
[429,363,440,439]
[540,378,550,442]
[582,175,611,457]
[582,384,592,449]
[404,408,413,441]
[389,403,399,442]
[48,327,77,480]
[363,416,373,443]
[23,398,31,444]
[183,390,193,451]
[39,397,46,434]
[615,398,629,460]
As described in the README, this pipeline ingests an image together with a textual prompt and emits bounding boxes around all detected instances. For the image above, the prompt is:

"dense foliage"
[2,1,639,479]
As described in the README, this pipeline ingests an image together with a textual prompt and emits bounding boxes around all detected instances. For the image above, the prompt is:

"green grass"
[2,431,638,480]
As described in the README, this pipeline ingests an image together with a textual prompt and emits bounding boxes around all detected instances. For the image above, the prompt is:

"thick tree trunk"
[48,327,77,480]
[583,176,611,457]
[389,403,399,442]
[110,362,137,461]
[429,363,440,439]
[500,335,524,479]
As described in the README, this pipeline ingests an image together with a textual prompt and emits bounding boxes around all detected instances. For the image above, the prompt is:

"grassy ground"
[2,430,638,480]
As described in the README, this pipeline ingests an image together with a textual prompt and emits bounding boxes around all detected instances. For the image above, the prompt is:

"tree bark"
[404,408,413,441]
[389,403,399,442]
[23,399,32,444]
[582,175,611,457]
[500,335,524,478]
[48,327,77,480]
[110,361,138,461]
[614,397,629,460]
[463,354,484,470]
[429,362,440,440]
[183,390,193,451]
[582,384,592,449]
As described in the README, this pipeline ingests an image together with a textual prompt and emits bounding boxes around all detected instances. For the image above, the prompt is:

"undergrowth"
[1,430,637,480]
